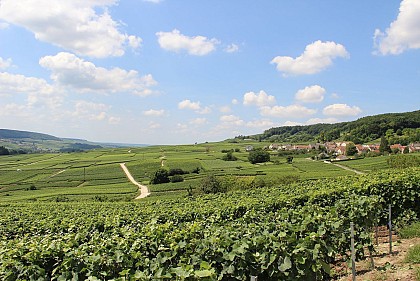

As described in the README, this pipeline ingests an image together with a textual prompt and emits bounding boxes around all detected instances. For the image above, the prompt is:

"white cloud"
[243,90,276,107]
[0,71,62,109]
[177,123,188,130]
[156,29,219,56]
[178,99,201,110]
[0,22,9,29]
[143,109,165,117]
[322,103,362,117]
[232,99,239,105]
[148,121,161,129]
[0,57,12,69]
[178,99,211,114]
[246,119,274,128]
[306,117,338,125]
[331,93,339,99]
[219,105,231,113]
[225,43,239,53]
[271,40,349,76]
[374,0,420,55]
[219,115,244,127]
[73,100,110,121]
[283,121,304,126]
[190,118,207,125]
[198,106,212,114]
[295,85,326,103]
[39,52,157,96]
[0,0,141,58]
[143,0,162,3]
[260,104,316,118]
[108,116,121,124]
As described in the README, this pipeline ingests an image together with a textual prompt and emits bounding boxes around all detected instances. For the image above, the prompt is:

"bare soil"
[336,228,420,281]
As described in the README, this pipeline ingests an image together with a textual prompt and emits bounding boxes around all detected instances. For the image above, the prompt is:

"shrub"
[168,168,188,176]
[150,169,170,184]
[222,151,237,161]
[200,174,226,194]
[191,167,200,174]
[248,149,270,164]
[170,175,184,183]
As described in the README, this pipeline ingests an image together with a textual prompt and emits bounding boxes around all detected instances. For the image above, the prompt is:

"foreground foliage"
[0,168,419,280]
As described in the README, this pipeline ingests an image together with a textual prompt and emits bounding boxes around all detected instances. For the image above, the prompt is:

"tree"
[248,149,270,164]
[150,169,170,184]
[200,174,226,194]
[379,135,391,154]
[345,143,358,156]
[0,146,10,155]
[286,156,293,164]
[222,151,237,161]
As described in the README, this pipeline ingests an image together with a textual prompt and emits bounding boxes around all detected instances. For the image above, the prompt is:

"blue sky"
[0,0,419,144]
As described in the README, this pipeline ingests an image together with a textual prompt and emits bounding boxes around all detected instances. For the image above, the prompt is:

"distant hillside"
[236,110,420,144]
[0,129,61,141]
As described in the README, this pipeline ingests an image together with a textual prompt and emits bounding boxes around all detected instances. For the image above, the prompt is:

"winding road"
[120,163,151,199]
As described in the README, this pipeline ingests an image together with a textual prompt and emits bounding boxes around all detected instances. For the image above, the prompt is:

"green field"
[1,141,410,202]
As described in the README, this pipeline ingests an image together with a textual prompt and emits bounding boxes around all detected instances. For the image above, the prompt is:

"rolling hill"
[235,110,420,144]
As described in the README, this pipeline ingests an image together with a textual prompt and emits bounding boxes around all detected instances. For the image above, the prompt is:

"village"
[245,141,420,161]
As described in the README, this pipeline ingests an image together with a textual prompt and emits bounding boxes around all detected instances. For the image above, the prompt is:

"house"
[408,143,420,153]
[355,144,369,154]
[245,145,254,152]
[269,143,279,150]
[390,144,404,153]
[308,143,322,150]
[324,142,337,153]
[293,144,310,151]
[281,144,293,150]
[335,155,349,161]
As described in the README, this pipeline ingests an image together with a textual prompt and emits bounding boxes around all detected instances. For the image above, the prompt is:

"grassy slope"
[0,140,401,203]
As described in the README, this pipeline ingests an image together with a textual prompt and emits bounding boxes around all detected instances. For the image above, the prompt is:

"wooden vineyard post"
[250,276,258,281]
[350,222,356,281]
[389,204,392,254]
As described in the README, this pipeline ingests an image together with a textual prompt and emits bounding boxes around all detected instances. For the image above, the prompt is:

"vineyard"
[1,167,419,280]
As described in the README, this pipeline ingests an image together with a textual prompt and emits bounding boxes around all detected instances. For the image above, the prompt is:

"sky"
[0,0,419,145]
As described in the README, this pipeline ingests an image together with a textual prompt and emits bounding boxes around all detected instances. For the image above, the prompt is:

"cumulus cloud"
[0,0,141,58]
[73,100,110,121]
[190,118,207,125]
[0,22,9,29]
[243,90,276,107]
[178,99,211,114]
[0,57,12,69]
[219,105,231,113]
[260,104,317,118]
[143,0,162,3]
[283,121,304,126]
[232,99,239,105]
[108,116,121,124]
[178,99,201,110]
[322,103,362,117]
[220,115,244,127]
[306,117,338,124]
[295,85,326,103]
[0,72,62,108]
[148,121,161,129]
[143,109,165,116]
[246,119,274,128]
[271,40,349,76]
[39,52,157,96]
[156,29,219,56]
[374,0,420,55]
[225,43,239,53]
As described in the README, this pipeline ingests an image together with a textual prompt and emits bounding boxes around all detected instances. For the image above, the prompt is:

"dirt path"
[50,169,66,178]
[324,160,365,175]
[119,163,150,199]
